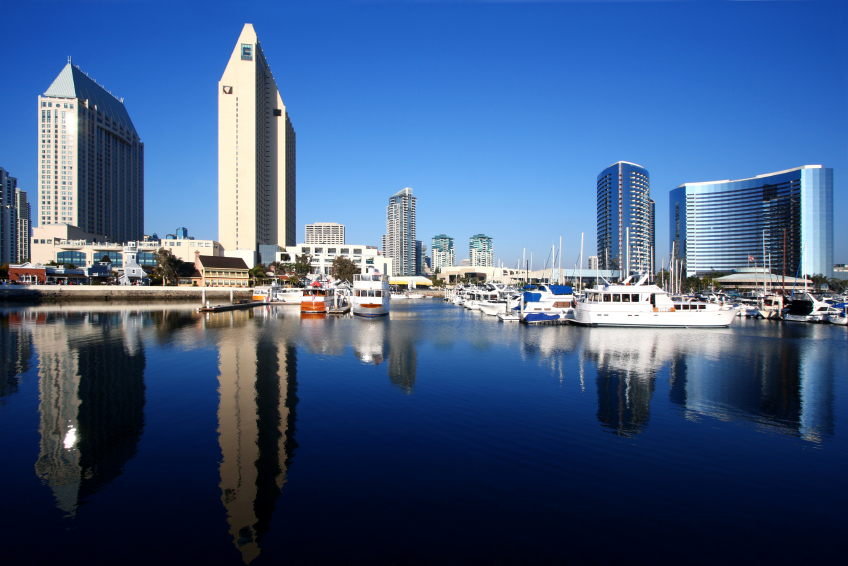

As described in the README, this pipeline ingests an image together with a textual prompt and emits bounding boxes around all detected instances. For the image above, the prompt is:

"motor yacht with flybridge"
[352,268,390,317]
[572,274,737,327]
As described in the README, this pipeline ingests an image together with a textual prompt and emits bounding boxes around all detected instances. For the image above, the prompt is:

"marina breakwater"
[0,285,254,304]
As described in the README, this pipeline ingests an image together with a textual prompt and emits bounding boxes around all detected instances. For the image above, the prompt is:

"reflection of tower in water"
[668,331,835,443]
[33,312,146,515]
[0,311,34,405]
[388,326,417,393]
[583,329,661,437]
[217,327,298,564]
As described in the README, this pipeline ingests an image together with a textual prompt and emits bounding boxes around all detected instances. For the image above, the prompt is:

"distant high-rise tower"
[469,234,494,267]
[305,222,344,245]
[1,168,18,264]
[596,161,653,274]
[431,234,455,268]
[39,61,144,243]
[382,188,416,276]
[16,188,31,263]
[219,24,296,254]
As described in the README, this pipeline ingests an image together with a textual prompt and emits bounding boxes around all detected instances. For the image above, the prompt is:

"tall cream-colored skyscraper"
[39,61,144,243]
[219,24,296,254]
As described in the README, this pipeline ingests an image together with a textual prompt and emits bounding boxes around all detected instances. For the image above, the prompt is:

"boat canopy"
[549,285,573,295]
[523,292,542,302]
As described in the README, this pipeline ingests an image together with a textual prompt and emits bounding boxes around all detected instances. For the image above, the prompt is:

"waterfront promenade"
[0,285,253,303]
[0,285,448,303]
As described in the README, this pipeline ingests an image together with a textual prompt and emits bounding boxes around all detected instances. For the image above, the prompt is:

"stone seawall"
[0,286,254,303]
[0,286,449,304]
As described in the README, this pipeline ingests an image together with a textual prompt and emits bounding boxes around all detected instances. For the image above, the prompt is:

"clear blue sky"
[2,0,846,268]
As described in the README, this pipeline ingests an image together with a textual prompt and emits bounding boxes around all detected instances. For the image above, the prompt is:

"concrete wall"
[0,285,253,303]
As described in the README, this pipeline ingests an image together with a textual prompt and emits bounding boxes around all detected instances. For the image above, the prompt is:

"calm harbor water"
[1,300,846,565]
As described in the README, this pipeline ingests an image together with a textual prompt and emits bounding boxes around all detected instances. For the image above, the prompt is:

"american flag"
[748,255,755,262]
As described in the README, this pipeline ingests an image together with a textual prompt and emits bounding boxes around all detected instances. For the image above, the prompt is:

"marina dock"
[197,300,266,313]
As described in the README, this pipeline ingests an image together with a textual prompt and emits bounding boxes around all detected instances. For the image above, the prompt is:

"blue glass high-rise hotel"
[669,165,833,279]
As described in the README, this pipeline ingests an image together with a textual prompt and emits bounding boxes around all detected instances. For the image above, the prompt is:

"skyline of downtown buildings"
[1,20,839,276]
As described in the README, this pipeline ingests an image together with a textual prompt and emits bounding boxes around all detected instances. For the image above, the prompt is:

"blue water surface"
[1,301,846,565]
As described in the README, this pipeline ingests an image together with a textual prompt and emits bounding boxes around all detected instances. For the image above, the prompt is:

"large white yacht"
[352,269,390,317]
[573,274,736,327]
[784,293,839,323]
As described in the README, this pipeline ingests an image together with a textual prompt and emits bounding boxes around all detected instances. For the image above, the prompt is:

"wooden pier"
[197,300,266,313]
[328,304,352,315]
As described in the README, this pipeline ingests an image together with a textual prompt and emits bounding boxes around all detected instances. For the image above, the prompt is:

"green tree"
[249,264,268,286]
[331,256,358,284]
[0,263,8,280]
[809,273,828,292]
[155,248,183,286]
[293,254,312,279]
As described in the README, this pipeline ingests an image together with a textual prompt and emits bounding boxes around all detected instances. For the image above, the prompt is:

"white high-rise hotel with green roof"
[38,60,144,243]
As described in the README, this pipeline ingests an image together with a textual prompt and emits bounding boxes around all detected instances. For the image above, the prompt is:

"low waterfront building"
[185,253,250,287]
[276,243,392,278]
[388,275,433,288]
[31,224,224,268]
[435,265,521,284]
[713,268,811,292]
[8,262,111,284]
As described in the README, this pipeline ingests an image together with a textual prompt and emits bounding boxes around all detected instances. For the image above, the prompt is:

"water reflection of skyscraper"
[581,328,665,436]
[668,329,835,443]
[217,324,298,564]
[0,311,34,405]
[387,322,417,393]
[32,311,146,515]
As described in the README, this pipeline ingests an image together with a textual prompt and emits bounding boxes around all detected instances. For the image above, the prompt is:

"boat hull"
[352,302,389,317]
[573,308,736,327]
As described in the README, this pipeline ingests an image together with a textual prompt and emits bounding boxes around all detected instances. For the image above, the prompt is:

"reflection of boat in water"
[352,317,387,364]
[352,269,390,317]
[573,274,736,327]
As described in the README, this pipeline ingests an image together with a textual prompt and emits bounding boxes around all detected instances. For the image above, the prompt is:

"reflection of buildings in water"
[352,319,387,365]
[0,311,34,405]
[217,326,298,564]
[521,327,580,384]
[32,311,146,515]
[388,324,417,393]
[580,328,670,437]
[668,334,835,443]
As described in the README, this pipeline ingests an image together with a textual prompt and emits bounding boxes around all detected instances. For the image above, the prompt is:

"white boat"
[827,303,847,325]
[520,284,575,323]
[757,294,785,319]
[390,291,423,300]
[253,283,303,303]
[352,270,390,317]
[784,294,838,323]
[572,274,737,327]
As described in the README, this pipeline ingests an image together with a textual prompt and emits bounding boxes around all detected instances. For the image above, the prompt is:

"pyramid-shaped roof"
[44,63,138,136]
